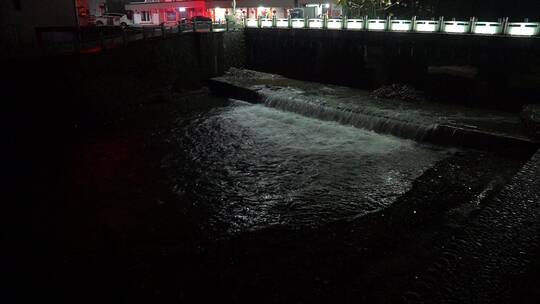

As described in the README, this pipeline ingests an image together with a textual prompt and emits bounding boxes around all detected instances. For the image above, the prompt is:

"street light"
[73,0,81,50]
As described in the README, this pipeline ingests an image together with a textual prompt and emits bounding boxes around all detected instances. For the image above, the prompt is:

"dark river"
[164,99,452,235]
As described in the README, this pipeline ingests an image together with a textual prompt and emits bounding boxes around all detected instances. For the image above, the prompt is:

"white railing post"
[470,16,477,33]
[502,17,509,35]
[244,13,540,36]
[363,15,369,31]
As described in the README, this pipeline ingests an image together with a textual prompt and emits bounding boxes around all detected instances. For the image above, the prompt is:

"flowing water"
[259,87,440,141]
[165,99,453,235]
[219,68,529,141]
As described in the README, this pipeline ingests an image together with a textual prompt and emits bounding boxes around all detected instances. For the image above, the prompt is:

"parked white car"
[95,13,133,27]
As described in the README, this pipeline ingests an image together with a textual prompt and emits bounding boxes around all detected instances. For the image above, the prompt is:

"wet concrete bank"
[209,69,540,156]
[408,148,540,303]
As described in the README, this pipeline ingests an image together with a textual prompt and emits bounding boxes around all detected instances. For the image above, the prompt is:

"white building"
[89,0,108,17]
[125,0,339,26]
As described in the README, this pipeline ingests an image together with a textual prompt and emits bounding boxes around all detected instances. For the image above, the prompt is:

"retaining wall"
[245,28,540,110]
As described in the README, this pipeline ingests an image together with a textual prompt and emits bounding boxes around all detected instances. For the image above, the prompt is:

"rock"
[225,67,259,79]
[520,104,540,138]
[371,83,426,102]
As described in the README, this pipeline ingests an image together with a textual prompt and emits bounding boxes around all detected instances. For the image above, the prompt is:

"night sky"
[373,0,540,19]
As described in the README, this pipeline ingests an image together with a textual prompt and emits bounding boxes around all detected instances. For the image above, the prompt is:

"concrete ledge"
[425,125,539,157]
[207,78,263,102]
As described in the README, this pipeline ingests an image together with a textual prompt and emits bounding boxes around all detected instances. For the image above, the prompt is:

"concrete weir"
[208,69,539,156]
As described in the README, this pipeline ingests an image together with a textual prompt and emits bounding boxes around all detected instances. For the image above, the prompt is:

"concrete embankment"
[245,28,540,111]
[406,148,540,303]
[6,31,245,138]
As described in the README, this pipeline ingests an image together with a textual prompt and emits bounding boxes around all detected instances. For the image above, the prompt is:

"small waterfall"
[259,91,439,141]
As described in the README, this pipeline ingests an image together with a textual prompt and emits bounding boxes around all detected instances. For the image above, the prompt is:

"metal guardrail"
[35,21,243,54]
[244,16,540,37]
[34,16,540,55]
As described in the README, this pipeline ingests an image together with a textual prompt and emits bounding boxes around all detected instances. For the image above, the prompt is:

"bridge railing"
[244,16,540,37]
[276,18,289,28]
[506,22,540,36]
[442,20,471,33]
[308,18,324,29]
[291,18,306,28]
[346,19,364,30]
[414,20,441,32]
[472,22,503,35]
[389,20,413,31]
[367,19,387,31]
[327,19,343,30]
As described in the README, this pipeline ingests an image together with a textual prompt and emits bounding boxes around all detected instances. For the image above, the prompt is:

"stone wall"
[245,28,540,111]
[223,31,246,70]
[70,32,222,126]
[6,31,244,136]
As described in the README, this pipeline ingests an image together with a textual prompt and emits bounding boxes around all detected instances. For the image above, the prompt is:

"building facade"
[125,0,339,25]
[1,0,85,51]
[126,1,207,25]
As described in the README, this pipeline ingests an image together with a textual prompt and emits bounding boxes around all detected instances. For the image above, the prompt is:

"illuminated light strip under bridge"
[245,17,540,37]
